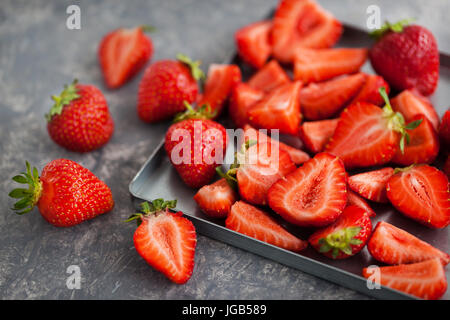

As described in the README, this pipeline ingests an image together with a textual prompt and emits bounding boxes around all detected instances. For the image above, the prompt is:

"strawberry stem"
[125,199,177,226]
[318,226,362,259]
[9,161,42,215]
[370,18,415,40]
[173,101,217,123]
[140,25,157,33]
[45,79,80,122]
[176,54,205,81]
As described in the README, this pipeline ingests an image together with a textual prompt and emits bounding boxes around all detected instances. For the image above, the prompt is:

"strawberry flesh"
[348,167,394,203]
[229,83,265,128]
[248,60,290,92]
[235,20,272,68]
[299,119,339,153]
[193,178,237,218]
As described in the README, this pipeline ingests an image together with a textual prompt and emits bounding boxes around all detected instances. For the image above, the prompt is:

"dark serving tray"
[129,23,450,300]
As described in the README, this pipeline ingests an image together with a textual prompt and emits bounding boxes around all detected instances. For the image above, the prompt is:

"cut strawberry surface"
[386,165,450,229]
[347,190,376,218]
[226,201,308,252]
[368,221,450,266]
[348,167,394,203]
[293,48,368,84]
[229,83,265,128]
[193,178,237,218]
[299,119,339,154]
[235,20,272,68]
[248,60,290,93]
[362,258,447,300]
[300,73,366,120]
[350,74,390,106]
[268,152,347,227]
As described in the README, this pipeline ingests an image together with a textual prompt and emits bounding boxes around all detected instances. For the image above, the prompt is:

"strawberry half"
[248,60,290,93]
[229,83,265,128]
[226,201,307,252]
[268,152,348,227]
[347,190,376,218]
[386,165,450,229]
[368,221,450,266]
[193,178,237,219]
[348,167,394,203]
[299,119,339,154]
[350,74,390,106]
[235,20,272,69]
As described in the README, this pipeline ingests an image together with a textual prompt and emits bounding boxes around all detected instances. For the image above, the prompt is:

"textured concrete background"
[0,0,448,300]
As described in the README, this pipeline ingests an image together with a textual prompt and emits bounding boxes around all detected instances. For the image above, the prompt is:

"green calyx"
[124,199,177,226]
[173,101,217,123]
[176,53,205,81]
[139,25,157,33]
[393,164,416,175]
[9,161,42,215]
[370,18,415,40]
[45,79,80,122]
[318,226,363,259]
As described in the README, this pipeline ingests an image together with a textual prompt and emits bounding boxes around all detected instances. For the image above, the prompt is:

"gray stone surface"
[0,0,447,300]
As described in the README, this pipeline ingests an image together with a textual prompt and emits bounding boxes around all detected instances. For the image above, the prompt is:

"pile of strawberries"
[8,0,450,299]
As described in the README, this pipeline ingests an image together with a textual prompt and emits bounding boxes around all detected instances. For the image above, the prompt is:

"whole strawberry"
[137,54,204,123]
[369,20,439,96]
[9,159,114,227]
[46,80,114,152]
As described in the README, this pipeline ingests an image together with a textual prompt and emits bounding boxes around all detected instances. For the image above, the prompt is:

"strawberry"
[226,201,307,252]
[46,80,114,152]
[350,74,390,106]
[348,167,394,203]
[98,25,153,89]
[128,200,196,284]
[362,258,447,300]
[299,119,339,153]
[439,110,450,150]
[247,60,290,93]
[293,48,368,84]
[248,81,302,135]
[391,115,439,166]
[268,152,347,227]
[137,54,204,123]
[444,156,450,179]
[347,190,376,218]
[228,83,264,128]
[369,20,439,96]
[193,178,237,218]
[300,73,366,120]
[235,20,272,69]
[386,165,450,229]
[368,221,450,266]
[197,64,242,118]
[9,159,114,227]
[271,0,342,63]
[164,103,228,189]
[309,205,372,259]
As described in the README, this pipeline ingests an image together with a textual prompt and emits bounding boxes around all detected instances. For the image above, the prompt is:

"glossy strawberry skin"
[235,20,272,69]
[248,60,290,93]
[350,74,390,106]
[348,167,394,203]
[193,178,237,218]
[229,83,264,128]
[299,119,339,154]
[347,190,376,218]
[439,110,450,150]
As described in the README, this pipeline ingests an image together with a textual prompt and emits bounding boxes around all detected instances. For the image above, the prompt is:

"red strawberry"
[347,190,376,218]
[98,26,153,89]
[137,55,204,123]
[368,221,450,266]
[439,110,450,150]
[444,156,450,179]
[362,259,447,300]
[247,60,290,93]
[348,167,394,203]
[198,64,242,117]
[300,73,366,120]
[129,200,196,284]
[9,160,114,227]
[350,74,390,106]
[293,48,368,84]
[268,152,347,227]
[248,81,302,135]
[299,119,339,153]
[309,205,372,259]
[235,20,272,69]
[229,83,264,128]
[226,201,307,252]
[271,0,342,63]
[386,165,450,228]
[193,178,237,218]
[46,80,114,153]
[369,21,439,96]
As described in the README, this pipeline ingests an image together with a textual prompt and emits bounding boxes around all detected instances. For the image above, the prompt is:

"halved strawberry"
[293,48,368,84]
[248,81,302,135]
[229,83,265,128]
[347,190,376,218]
[386,165,450,229]
[271,0,342,63]
[350,74,390,106]
[248,60,290,92]
[235,20,272,68]
[268,152,347,227]
[226,201,308,252]
[362,258,447,300]
[198,64,242,117]
[300,73,366,120]
[193,178,237,218]
[439,110,450,150]
[368,221,450,266]
[299,119,339,153]
[348,167,394,203]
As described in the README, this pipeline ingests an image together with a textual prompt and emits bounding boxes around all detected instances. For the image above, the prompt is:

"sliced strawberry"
[193,178,237,218]
[229,83,265,128]
[293,48,368,84]
[268,152,347,227]
[439,110,450,150]
[248,60,290,92]
[348,167,394,203]
[347,190,376,218]
[248,81,302,135]
[386,165,450,229]
[226,201,308,252]
[350,74,390,106]
[368,221,450,266]
[235,20,272,68]
[198,64,241,117]
[362,258,447,300]
[271,0,342,63]
[299,119,339,153]
[300,73,366,120]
